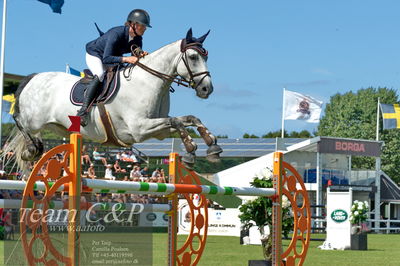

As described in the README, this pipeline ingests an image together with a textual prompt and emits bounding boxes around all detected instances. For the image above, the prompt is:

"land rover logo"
[163,214,169,222]
[331,209,348,223]
[146,213,157,221]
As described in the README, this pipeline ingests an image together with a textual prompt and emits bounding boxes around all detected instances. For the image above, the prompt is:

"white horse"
[9,28,222,167]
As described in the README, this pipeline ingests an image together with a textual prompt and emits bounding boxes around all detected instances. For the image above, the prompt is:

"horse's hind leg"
[176,115,223,163]
[14,119,44,161]
[169,117,198,168]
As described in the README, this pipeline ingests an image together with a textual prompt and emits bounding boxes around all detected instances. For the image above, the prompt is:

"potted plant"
[239,168,293,265]
[349,200,369,250]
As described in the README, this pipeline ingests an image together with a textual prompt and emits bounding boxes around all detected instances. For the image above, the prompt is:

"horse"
[7,28,222,169]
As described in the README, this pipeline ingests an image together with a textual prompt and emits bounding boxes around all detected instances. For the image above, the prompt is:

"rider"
[77,9,151,126]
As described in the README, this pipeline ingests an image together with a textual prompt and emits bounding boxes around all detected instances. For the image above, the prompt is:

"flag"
[283,90,323,123]
[37,0,64,14]
[2,94,15,114]
[380,103,400,129]
[66,64,84,77]
[68,116,81,132]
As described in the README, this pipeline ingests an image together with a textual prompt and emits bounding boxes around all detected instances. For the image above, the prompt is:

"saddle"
[69,65,121,106]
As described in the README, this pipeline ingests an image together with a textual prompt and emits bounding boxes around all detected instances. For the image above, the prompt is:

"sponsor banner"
[178,199,241,236]
[318,137,381,157]
[138,212,169,227]
[325,189,352,250]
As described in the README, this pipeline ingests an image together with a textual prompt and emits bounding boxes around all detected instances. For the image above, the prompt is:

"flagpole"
[281,88,285,138]
[376,97,380,141]
[0,0,7,143]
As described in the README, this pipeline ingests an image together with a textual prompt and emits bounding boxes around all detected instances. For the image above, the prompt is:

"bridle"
[124,40,210,90]
[179,41,210,89]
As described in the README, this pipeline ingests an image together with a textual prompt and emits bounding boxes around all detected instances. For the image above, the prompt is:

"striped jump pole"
[0,179,276,197]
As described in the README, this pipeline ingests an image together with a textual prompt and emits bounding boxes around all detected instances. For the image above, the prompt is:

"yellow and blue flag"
[380,103,400,129]
[2,94,15,115]
[66,64,84,77]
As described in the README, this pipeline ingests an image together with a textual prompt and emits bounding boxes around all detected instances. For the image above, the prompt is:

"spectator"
[93,146,107,166]
[158,169,166,183]
[151,168,161,178]
[4,210,14,240]
[130,166,142,180]
[115,152,122,161]
[120,151,130,162]
[113,160,126,173]
[2,141,14,160]
[140,166,149,178]
[104,164,116,180]
[88,163,97,179]
[81,145,92,165]
[128,151,138,162]
[120,150,138,163]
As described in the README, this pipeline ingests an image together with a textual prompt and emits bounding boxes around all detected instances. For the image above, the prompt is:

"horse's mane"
[140,39,182,65]
[118,39,181,75]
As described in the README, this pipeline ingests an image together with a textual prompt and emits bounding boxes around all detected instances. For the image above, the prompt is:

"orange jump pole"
[68,133,82,266]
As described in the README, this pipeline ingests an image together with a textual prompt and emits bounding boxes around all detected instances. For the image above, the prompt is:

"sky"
[1,0,400,138]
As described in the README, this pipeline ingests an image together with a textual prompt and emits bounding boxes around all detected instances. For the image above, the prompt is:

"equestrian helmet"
[127,9,152,28]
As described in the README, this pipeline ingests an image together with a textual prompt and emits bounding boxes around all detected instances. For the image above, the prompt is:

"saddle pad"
[69,69,120,106]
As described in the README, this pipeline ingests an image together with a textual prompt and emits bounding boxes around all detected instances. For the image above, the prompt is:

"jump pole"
[68,133,82,266]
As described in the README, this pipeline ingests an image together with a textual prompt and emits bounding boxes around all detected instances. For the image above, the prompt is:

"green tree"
[243,133,259,138]
[261,130,313,138]
[317,87,400,183]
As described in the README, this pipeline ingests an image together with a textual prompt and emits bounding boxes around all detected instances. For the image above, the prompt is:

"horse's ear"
[197,30,210,44]
[186,28,193,42]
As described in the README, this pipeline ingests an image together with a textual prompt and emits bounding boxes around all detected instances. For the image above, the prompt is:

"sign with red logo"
[318,137,381,157]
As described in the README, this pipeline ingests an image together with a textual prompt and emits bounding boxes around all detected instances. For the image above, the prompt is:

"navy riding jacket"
[86,26,142,65]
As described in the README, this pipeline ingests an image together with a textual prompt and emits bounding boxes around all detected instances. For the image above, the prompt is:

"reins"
[123,41,210,90]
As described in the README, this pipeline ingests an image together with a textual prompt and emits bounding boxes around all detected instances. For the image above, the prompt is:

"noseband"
[126,40,210,90]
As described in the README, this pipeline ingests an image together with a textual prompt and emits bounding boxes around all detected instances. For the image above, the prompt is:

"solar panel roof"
[131,138,305,158]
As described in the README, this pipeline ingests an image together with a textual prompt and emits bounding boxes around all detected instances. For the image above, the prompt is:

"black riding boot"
[77,76,100,127]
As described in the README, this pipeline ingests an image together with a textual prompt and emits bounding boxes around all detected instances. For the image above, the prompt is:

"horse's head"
[177,28,213,99]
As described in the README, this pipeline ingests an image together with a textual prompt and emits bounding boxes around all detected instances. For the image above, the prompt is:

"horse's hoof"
[182,152,196,165]
[206,153,220,163]
[206,144,222,163]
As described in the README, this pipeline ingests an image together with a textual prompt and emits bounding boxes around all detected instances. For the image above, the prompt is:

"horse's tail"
[2,73,39,178]
[1,127,31,178]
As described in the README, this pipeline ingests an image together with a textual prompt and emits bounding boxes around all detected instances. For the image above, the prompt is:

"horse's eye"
[189,54,198,61]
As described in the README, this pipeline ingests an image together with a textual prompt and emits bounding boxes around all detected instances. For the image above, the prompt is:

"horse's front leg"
[175,115,223,163]
[137,117,199,167]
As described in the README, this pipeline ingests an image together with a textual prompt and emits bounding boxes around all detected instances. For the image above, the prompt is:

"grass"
[1,233,400,265]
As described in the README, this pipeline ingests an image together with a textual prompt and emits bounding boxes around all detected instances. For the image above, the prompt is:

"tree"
[317,87,400,183]
[243,133,259,138]
[261,130,313,138]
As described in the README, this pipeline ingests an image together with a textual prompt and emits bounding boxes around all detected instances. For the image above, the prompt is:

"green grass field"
[1,233,400,265]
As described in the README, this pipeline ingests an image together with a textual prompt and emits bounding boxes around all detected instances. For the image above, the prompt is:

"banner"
[284,90,323,123]
[323,188,352,250]
[138,211,169,227]
[178,199,241,236]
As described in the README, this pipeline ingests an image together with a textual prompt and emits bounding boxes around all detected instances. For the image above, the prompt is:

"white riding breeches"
[86,53,105,81]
